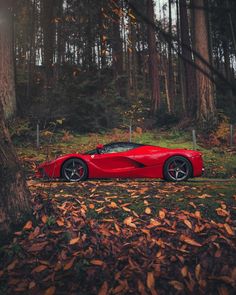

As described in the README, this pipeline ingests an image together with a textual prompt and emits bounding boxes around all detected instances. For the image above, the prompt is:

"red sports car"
[35,142,204,182]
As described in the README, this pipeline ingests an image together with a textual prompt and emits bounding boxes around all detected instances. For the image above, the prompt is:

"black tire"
[61,158,88,182]
[164,156,192,182]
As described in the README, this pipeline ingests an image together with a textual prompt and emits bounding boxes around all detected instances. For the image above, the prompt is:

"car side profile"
[35,142,204,182]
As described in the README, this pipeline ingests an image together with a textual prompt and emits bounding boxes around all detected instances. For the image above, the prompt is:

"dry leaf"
[28,281,36,289]
[98,281,108,295]
[217,286,229,295]
[28,242,48,252]
[169,280,184,291]
[64,257,76,270]
[114,223,120,233]
[147,272,155,289]
[159,210,165,219]
[145,207,151,214]
[7,260,18,271]
[138,280,146,295]
[90,259,104,266]
[69,237,80,245]
[32,265,48,273]
[41,215,48,224]
[147,219,161,228]
[224,223,234,236]
[29,226,40,240]
[44,286,56,295]
[122,206,131,212]
[195,211,201,219]
[89,203,95,209]
[124,216,136,228]
[23,220,33,230]
[189,202,197,209]
[56,219,64,226]
[180,235,202,247]
[216,208,229,217]
[181,266,188,277]
[195,264,201,281]
[108,202,118,208]
[183,219,192,229]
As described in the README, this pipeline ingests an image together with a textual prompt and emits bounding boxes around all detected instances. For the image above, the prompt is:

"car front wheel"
[61,158,88,182]
[164,156,192,182]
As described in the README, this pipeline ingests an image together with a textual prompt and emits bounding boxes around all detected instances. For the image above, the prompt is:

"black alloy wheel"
[164,156,192,182]
[61,158,88,182]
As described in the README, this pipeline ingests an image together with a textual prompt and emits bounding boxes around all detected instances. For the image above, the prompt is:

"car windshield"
[84,142,144,155]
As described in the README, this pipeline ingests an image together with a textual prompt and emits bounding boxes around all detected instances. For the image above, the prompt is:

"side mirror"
[96,144,104,154]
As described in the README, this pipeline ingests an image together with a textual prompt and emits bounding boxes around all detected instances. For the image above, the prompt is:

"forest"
[1,0,236,130]
[0,0,236,294]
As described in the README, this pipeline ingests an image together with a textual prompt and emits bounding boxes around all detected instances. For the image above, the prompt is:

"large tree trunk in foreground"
[192,0,216,125]
[0,2,16,119]
[0,1,31,234]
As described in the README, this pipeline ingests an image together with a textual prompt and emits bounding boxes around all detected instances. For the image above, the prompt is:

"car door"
[88,143,141,176]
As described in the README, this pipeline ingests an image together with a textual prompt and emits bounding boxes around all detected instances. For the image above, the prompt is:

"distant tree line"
[8,0,235,130]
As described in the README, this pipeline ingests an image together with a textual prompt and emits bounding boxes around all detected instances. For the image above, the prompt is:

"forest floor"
[1,129,236,294]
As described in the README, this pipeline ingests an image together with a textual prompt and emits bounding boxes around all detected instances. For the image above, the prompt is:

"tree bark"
[167,0,174,114]
[192,0,216,125]
[42,0,55,84]
[0,0,31,234]
[179,0,197,117]
[0,2,16,119]
[112,4,125,96]
[147,0,161,114]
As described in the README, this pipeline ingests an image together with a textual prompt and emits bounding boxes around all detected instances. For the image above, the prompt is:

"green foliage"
[8,119,31,139]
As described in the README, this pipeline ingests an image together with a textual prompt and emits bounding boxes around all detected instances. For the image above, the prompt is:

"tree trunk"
[0,1,31,234]
[192,0,216,125]
[179,0,197,117]
[176,0,186,114]
[42,0,55,86]
[167,0,174,114]
[112,4,124,96]
[0,2,16,119]
[147,0,161,114]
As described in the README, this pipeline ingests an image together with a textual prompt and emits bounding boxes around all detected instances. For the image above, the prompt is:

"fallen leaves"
[123,216,136,228]
[145,207,152,214]
[169,280,184,291]
[159,210,165,219]
[224,223,235,236]
[44,286,56,295]
[7,260,18,271]
[180,235,202,247]
[98,281,108,295]
[216,208,230,217]
[64,257,76,271]
[28,241,48,252]
[147,272,155,289]
[23,220,33,230]
[32,264,48,273]
[183,219,193,229]
[69,237,80,245]
[90,259,104,266]
[1,180,236,295]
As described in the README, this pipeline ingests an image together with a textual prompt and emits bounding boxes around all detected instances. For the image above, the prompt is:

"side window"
[101,144,137,154]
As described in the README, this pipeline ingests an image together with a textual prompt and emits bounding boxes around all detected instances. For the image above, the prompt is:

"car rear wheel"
[164,156,192,182]
[61,158,88,182]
